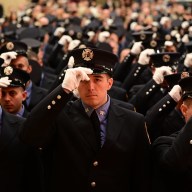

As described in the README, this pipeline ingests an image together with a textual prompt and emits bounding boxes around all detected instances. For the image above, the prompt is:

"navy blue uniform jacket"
[20,85,151,192]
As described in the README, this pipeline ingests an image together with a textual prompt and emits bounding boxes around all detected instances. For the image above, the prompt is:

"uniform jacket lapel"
[68,100,99,153]
[105,102,127,144]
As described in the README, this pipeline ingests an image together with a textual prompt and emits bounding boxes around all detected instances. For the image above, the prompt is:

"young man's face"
[0,87,27,114]
[11,56,32,74]
[78,73,113,109]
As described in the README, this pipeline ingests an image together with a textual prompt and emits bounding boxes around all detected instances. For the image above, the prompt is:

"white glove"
[23,16,31,23]
[164,41,173,47]
[168,85,182,102]
[182,34,189,43]
[68,39,81,51]
[58,35,72,45]
[181,21,189,29]
[184,53,192,68]
[62,67,93,91]
[138,49,155,65]
[153,66,173,84]
[189,26,192,35]
[171,30,178,37]
[73,88,80,98]
[87,31,95,41]
[130,41,142,55]
[0,76,12,87]
[54,27,65,37]
[98,31,110,43]
[67,56,75,68]
[0,51,17,67]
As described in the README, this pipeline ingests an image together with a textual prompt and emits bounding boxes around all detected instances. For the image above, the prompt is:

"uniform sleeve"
[19,85,73,148]
[153,117,192,172]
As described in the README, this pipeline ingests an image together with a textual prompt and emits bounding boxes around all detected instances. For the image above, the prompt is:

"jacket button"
[91,182,96,187]
[93,161,98,166]
[189,140,192,144]
[57,95,61,99]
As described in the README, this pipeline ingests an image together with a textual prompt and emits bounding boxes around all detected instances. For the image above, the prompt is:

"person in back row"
[0,41,48,111]
[0,58,42,192]
[0,64,30,117]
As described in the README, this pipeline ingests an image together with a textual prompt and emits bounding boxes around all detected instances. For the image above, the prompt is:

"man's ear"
[27,65,32,73]
[107,78,113,90]
[22,90,27,101]
[180,103,187,117]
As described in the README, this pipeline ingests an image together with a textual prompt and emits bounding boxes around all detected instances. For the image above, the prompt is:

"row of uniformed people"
[0,0,192,191]
[1,46,192,192]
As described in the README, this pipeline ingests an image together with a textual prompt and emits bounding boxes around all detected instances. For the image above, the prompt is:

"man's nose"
[4,94,10,100]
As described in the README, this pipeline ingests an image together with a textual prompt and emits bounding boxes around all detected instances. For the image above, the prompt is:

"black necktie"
[90,110,101,149]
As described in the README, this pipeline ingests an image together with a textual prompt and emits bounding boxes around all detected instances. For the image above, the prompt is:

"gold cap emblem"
[6,42,14,50]
[140,33,146,40]
[150,40,157,48]
[181,72,190,79]
[82,48,94,61]
[163,54,170,62]
[4,66,13,75]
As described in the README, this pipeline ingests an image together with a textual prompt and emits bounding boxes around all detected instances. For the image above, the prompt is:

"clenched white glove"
[67,56,75,68]
[54,27,65,37]
[153,66,173,84]
[87,31,95,42]
[182,34,189,43]
[138,49,155,65]
[68,39,81,51]
[0,51,17,67]
[168,85,182,102]
[184,53,192,68]
[58,35,72,45]
[0,76,12,87]
[181,21,189,29]
[62,67,93,91]
[130,41,142,55]
[98,31,110,43]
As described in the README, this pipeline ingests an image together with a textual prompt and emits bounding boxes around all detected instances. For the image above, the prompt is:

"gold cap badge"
[181,72,190,79]
[140,33,146,40]
[163,54,170,62]
[6,42,14,51]
[150,40,157,48]
[4,66,13,75]
[82,48,94,61]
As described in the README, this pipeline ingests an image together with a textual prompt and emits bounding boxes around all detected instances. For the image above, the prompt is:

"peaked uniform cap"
[0,41,28,57]
[0,66,30,88]
[150,52,181,67]
[132,31,153,42]
[179,76,192,100]
[164,72,192,89]
[68,48,118,76]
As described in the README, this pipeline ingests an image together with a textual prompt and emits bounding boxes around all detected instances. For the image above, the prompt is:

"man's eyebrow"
[92,75,104,78]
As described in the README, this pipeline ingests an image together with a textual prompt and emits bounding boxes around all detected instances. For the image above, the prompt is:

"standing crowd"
[0,0,192,192]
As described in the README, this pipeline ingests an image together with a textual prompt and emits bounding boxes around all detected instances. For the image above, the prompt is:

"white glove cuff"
[152,75,163,84]
[168,85,181,102]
